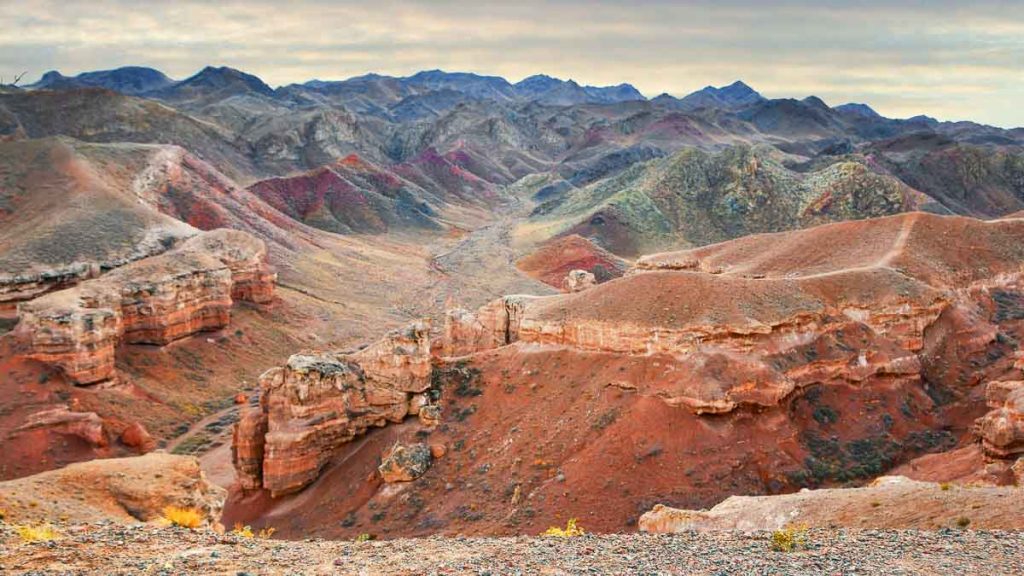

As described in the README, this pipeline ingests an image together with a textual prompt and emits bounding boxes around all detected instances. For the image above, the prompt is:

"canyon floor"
[3,525,1023,575]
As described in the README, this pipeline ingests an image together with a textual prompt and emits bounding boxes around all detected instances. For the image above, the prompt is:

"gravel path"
[2,525,1023,575]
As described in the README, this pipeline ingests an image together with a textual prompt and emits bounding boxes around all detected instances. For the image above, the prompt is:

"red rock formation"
[233,321,433,496]
[976,381,1024,459]
[224,213,1024,538]
[119,422,156,453]
[447,213,1024,415]
[15,406,108,448]
[443,296,537,357]
[16,229,275,385]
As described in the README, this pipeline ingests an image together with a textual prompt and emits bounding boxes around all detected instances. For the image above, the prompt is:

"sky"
[1,0,1022,127]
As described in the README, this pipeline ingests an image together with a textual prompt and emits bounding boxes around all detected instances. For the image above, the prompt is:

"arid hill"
[223,212,1024,539]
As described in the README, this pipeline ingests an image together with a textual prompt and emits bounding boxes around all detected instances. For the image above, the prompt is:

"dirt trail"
[424,196,556,311]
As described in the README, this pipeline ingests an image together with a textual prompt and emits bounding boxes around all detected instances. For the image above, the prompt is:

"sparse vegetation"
[354,533,375,542]
[161,506,203,529]
[956,517,971,528]
[232,523,276,539]
[542,518,585,538]
[770,525,808,552]
[812,405,838,425]
[592,407,619,430]
[232,523,254,538]
[15,522,61,542]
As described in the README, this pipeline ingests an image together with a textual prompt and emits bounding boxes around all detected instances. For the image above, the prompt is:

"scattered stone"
[419,404,441,427]
[563,269,596,293]
[378,443,433,483]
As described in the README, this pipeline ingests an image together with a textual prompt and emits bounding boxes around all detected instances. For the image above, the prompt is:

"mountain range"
[5,64,1022,261]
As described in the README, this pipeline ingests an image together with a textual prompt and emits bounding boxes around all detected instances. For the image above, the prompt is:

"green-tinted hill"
[525,145,933,256]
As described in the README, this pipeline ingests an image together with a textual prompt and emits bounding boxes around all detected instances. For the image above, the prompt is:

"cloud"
[0,0,1021,127]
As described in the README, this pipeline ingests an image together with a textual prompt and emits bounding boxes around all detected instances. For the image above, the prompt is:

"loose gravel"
[2,524,1023,575]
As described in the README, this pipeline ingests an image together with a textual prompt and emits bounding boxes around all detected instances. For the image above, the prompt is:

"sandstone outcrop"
[638,476,1024,532]
[16,229,275,385]
[0,453,225,527]
[442,295,538,357]
[976,380,1024,460]
[443,213,1024,415]
[14,406,108,447]
[232,321,434,496]
[378,443,433,483]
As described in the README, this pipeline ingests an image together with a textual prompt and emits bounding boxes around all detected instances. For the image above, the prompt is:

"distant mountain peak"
[835,102,881,118]
[29,66,173,95]
[802,95,829,109]
[677,80,765,110]
[177,66,275,96]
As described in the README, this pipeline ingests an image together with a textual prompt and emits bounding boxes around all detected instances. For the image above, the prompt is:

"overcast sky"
[1,0,1022,127]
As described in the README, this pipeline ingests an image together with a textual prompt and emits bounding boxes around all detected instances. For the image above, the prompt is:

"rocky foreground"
[2,525,1023,575]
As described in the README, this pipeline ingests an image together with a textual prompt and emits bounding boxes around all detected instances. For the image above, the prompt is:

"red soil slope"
[515,234,628,289]
[225,212,1024,539]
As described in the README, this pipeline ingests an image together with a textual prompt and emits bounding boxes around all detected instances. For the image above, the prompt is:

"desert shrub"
[354,533,374,542]
[542,518,585,537]
[812,406,838,425]
[592,408,619,430]
[956,517,971,528]
[233,523,276,539]
[162,506,203,529]
[15,522,61,542]
[770,525,808,552]
[232,523,254,538]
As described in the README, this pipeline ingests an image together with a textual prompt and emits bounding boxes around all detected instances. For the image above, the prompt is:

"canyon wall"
[232,321,433,496]
[17,229,276,385]
[442,214,1024,416]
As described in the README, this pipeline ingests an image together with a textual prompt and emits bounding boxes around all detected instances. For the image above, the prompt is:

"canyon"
[220,212,1024,538]
[1,63,1024,563]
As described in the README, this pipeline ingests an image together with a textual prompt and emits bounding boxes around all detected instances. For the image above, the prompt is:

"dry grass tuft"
[770,524,808,552]
[161,506,203,529]
[15,522,61,542]
[542,518,586,537]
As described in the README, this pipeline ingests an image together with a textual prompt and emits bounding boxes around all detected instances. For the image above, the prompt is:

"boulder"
[378,443,433,483]
[419,404,441,427]
[563,269,596,293]
[976,382,1024,460]
[120,422,156,452]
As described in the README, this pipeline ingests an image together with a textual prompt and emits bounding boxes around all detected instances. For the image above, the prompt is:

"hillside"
[524,145,936,255]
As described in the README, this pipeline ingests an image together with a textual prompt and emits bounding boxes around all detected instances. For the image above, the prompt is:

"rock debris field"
[2,525,1023,575]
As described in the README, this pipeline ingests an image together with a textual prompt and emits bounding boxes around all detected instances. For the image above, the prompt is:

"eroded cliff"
[16,229,276,385]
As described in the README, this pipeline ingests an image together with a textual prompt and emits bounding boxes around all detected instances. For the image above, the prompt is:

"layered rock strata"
[233,321,433,496]
[17,229,275,385]
[443,213,1024,414]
